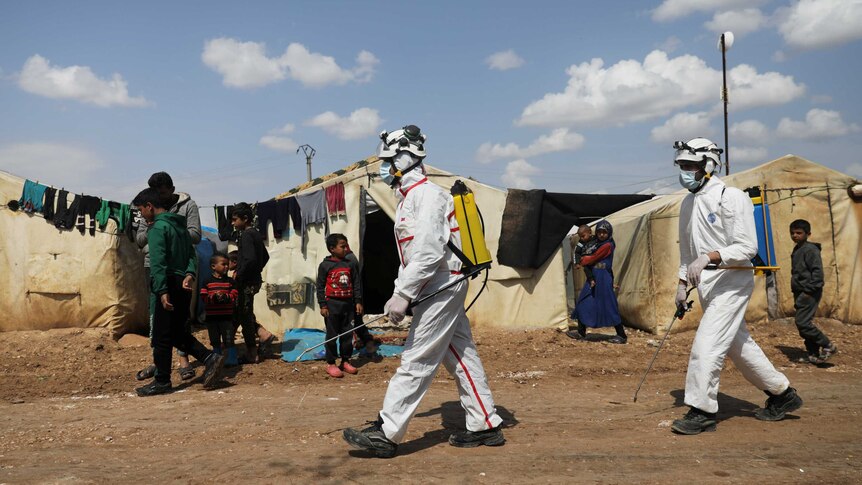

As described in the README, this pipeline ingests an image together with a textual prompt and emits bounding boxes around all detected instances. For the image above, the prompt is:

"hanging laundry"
[296,189,328,244]
[287,197,301,232]
[76,195,101,236]
[255,200,278,237]
[95,200,130,232]
[274,198,291,238]
[56,192,79,230]
[42,187,56,221]
[18,179,48,213]
[325,181,346,217]
[215,205,235,241]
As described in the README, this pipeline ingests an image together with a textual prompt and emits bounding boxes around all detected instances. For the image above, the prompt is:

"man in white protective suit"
[342,125,505,457]
[670,137,803,435]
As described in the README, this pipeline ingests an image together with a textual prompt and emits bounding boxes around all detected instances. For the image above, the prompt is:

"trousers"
[380,280,502,443]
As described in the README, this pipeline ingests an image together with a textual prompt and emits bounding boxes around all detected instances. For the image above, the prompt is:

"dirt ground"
[1,318,861,484]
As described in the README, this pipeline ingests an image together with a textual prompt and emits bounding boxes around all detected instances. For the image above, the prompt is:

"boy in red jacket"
[316,233,363,378]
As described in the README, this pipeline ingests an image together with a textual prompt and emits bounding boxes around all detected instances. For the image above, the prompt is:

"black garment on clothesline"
[56,193,79,230]
[42,187,56,221]
[497,189,653,269]
[256,200,278,237]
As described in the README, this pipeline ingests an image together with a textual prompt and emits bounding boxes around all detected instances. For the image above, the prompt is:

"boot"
[755,387,803,421]
[671,407,717,435]
[224,346,239,367]
[135,380,172,397]
[342,416,397,458]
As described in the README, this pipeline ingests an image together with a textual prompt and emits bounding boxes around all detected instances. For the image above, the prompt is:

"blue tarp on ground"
[281,328,404,362]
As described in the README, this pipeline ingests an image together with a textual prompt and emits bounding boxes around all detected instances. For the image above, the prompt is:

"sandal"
[258,334,277,359]
[178,366,196,380]
[135,364,156,381]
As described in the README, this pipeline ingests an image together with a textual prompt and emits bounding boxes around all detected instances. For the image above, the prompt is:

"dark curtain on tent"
[497,189,653,269]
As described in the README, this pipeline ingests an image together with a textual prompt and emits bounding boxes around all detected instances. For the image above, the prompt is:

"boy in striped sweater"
[200,253,239,365]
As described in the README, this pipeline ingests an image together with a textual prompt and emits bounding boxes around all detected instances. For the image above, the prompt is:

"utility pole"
[297,144,316,182]
[718,32,734,176]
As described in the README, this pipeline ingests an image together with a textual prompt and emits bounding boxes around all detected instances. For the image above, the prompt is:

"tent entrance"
[361,204,399,314]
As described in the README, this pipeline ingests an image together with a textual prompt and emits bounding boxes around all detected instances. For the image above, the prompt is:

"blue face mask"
[679,169,702,191]
[379,161,395,186]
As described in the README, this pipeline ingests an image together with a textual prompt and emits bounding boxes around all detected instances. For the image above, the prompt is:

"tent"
[595,155,862,334]
[0,170,147,336]
[250,158,580,335]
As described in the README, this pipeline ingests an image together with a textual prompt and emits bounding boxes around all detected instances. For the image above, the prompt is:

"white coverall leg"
[679,176,790,414]
[684,274,789,413]
[380,281,502,442]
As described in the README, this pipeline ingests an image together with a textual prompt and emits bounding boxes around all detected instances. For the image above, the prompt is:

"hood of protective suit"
[392,152,426,191]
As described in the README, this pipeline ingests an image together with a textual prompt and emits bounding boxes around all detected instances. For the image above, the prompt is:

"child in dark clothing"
[200,253,239,361]
[132,188,224,396]
[231,203,276,363]
[790,219,837,364]
[573,225,598,288]
[227,250,238,280]
[317,233,364,378]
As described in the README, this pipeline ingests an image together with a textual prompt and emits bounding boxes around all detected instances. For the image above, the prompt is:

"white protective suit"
[379,162,503,443]
[678,175,789,413]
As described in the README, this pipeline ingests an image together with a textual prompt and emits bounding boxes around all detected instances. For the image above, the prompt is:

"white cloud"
[776,109,861,141]
[656,36,682,53]
[729,119,770,145]
[729,146,768,165]
[728,64,806,110]
[304,107,383,140]
[16,55,148,107]
[777,0,862,50]
[845,162,862,178]
[201,38,285,88]
[501,159,539,189]
[652,0,767,22]
[650,111,715,143]
[259,123,299,152]
[517,49,804,128]
[475,128,585,163]
[202,38,379,89]
[485,49,525,71]
[704,9,767,36]
[0,142,107,190]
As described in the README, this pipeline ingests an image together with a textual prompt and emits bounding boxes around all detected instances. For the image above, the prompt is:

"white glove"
[675,283,687,309]
[384,293,410,324]
[686,254,711,287]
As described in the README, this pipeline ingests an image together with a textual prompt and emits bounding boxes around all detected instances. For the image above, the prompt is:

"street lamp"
[297,144,316,182]
[718,31,734,176]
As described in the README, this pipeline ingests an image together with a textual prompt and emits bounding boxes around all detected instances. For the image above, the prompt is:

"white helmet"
[673,137,723,175]
[376,125,427,160]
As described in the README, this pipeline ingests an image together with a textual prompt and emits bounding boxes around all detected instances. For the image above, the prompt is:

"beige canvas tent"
[0,170,148,336]
[597,155,862,334]
[250,158,572,336]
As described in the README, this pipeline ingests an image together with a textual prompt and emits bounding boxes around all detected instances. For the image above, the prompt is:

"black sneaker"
[755,387,803,421]
[608,335,627,345]
[202,352,226,389]
[449,425,506,448]
[820,344,838,362]
[565,330,586,340]
[135,380,172,397]
[342,416,398,458]
[671,407,717,435]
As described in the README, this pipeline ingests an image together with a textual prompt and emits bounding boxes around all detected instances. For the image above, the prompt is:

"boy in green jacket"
[132,188,224,396]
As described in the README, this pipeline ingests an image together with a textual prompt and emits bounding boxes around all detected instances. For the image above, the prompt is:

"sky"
[2,0,861,227]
